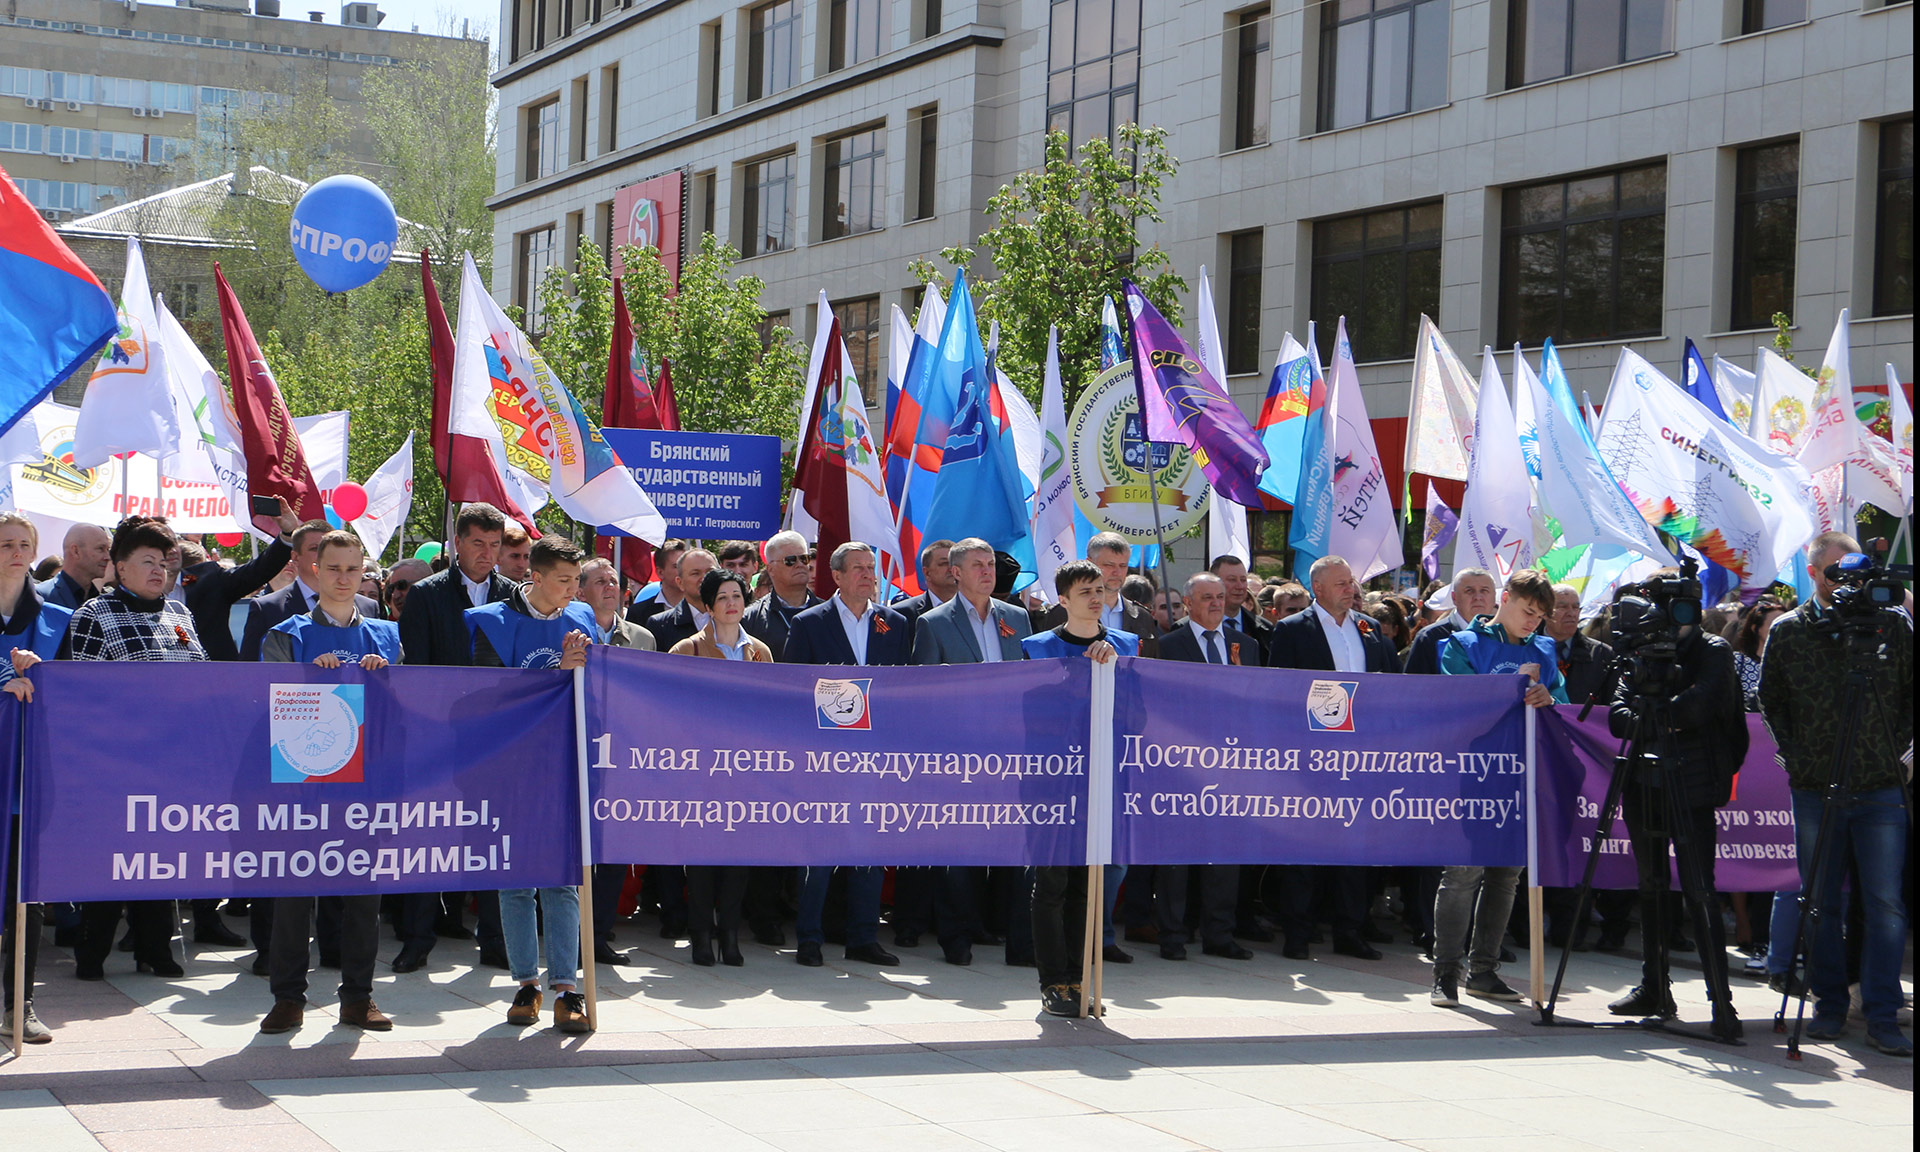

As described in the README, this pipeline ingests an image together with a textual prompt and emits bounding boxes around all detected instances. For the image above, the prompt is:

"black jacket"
[183,536,292,661]
[1159,621,1260,666]
[742,590,821,661]
[1265,606,1401,673]
[643,598,703,652]
[782,598,912,666]
[397,566,515,667]
[1608,629,1748,809]
[1558,632,1618,708]
[239,579,380,663]
[1221,606,1271,647]
[1403,618,1462,675]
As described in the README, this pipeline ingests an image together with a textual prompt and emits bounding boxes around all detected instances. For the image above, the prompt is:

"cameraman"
[1606,566,1747,1041]
[1758,532,1913,1058]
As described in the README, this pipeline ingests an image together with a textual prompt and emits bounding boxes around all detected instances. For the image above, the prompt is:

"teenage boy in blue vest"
[259,530,402,1035]
[1429,567,1564,1008]
[467,535,596,1033]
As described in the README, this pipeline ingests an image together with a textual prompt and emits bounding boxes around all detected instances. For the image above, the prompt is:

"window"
[741,153,795,257]
[758,310,791,350]
[98,131,144,162]
[518,227,557,332]
[692,169,718,238]
[829,0,887,71]
[1046,0,1142,149]
[1730,140,1798,332]
[924,0,943,37]
[1508,0,1669,87]
[699,21,723,117]
[1232,8,1271,149]
[600,64,620,154]
[1226,230,1265,375]
[833,296,882,384]
[1741,0,1805,34]
[822,126,885,240]
[1311,201,1442,362]
[1499,164,1665,346]
[1875,119,1913,317]
[524,98,562,181]
[908,106,938,220]
[748,0,801,101]
[1318,0,1447,132]
[570,76,590,165]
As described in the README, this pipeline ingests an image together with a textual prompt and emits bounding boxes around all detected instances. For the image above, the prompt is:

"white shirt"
[1313,601,1367,673]
[459,570,490,608]
[964,597,1003,663]
[1187,619,1229,664]
[689,605,712,631]
[832,593,875,665]
[1099,595,1127,633]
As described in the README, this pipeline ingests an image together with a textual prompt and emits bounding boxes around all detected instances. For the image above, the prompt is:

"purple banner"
[1533,706,1797,890]
[585,647,1091,866]
[22,663,580,901]
[1113,659,1529,866]
[0,696,16,898]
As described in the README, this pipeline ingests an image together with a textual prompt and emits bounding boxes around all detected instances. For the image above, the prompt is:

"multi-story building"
[493,0,1909,525]
[0,0,485,223]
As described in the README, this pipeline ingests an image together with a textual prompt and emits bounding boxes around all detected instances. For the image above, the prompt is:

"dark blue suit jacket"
[782,597,912,666]
[240,581,380,663]
[1264,605,1401,673]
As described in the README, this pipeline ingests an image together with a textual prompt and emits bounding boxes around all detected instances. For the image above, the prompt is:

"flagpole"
[572,665,598,1032]
[1119,298,1179,604]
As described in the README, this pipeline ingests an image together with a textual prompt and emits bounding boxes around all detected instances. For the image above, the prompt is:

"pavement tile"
[1128,1103,1384,1148]
[756,1123,997,1151]
[93,1123,336,1152]
[292,1104,555,1151]
[947,1111,1205,1152]
[0,1088,109,1150]
[678,1081,928,1133]
[53,1082,287,1133]
[1289,1097,1543,1141]
[840,1075,1101,1124]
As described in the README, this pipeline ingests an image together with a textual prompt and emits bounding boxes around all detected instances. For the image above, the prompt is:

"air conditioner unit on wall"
[20,96,35,108]
[147,108,162,118]
[60,154,75,163]
[132,106,147,117]
[65,100,80,111]
[36,98,54,111]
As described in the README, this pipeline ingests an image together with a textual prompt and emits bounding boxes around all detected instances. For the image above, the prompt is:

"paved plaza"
[1,918,1910,1151]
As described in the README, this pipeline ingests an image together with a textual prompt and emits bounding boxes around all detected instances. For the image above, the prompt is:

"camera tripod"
[1536,680,1742,1045]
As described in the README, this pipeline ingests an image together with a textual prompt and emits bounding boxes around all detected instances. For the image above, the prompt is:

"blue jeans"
[1102,864,1128,946]
[1791,787,1908,1027]
[1765,886,1801,979]
[499,886,580,989]
[796,866,881,947]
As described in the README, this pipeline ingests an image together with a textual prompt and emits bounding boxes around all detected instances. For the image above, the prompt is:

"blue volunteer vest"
[464,601,598,669]
[1020,627,1141,661]
[1445,624,1568,702]
[270,613,404,665]
[0,601,72,683]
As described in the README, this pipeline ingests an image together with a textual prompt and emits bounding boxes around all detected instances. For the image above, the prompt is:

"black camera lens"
[1671,598,1701,626]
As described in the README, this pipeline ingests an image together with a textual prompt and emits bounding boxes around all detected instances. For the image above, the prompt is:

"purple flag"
[1420,480,1459,581]
[1122,279,1271,506]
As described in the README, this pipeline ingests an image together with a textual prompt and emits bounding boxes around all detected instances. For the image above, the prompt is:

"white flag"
[1525,354,1672,562]
[1323,318,1402,581]
[1797,309,1859,476]
[292,411,349,496]
[1598,349,1815,592]
[1887,363,1912,515]
[71,238,179,469]
[1750,346,1820,453]
[1029,326,1076,605]
[1404,315,1480,482]
[1196,267,1250,564]
[448,253,552,521]
[352,432,415,562]
[1458,349,1536,584]
[1712,354,1756,431]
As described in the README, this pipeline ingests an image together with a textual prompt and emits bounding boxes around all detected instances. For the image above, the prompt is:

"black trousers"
[591,864,629,942]
[1030,866,1087,989]
[76,900,174,968]
[1155,864,1240,947]
[1623,786,1727,996]
[2,818,39,1007]
[1274,864,1368,946]
[893,866,985,956]
[743,867,791,938]
[685,866,748,937]
[269,894,379,1006]
[398,890,502,954]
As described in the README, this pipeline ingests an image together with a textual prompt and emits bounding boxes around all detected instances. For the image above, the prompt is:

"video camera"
[1610,556,1703,660]
[1822,552,1911,619]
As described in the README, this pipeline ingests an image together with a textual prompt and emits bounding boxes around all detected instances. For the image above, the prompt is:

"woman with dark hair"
[60,517,207,981]
[1729,596,1786,712]
[668,569,768,966]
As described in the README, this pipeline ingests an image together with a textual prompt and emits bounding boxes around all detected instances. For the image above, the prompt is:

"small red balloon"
[332,481,369,521]
[215,532,244,548]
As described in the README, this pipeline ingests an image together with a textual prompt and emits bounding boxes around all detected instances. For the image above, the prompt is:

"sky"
[268,0,499,42]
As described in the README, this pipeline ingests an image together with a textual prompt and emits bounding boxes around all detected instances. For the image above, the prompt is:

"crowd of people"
[0,504,1908,1059]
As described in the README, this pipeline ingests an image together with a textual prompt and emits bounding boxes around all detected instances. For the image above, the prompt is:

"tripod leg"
[1541,736,1636,1023]
[1658,773,1739,1042]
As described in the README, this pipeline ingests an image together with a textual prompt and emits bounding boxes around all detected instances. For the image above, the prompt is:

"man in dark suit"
[1210,555,1271,646]
[37,523,111,610]
[1547,583,1618,707]
[1152,573,1257,962]
[183,498,300,663]
[783,542,909,968]
[392,502,514,972]
[643,547,717,652]
[891,539,956,635]
[1403,568,1497,675]
[624,539,687,625]
[743,531,821,662]
[1030,531,1160,656]
[1265,555,1401,962]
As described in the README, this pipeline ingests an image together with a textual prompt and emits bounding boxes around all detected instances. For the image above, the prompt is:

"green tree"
[911,123,1184,405]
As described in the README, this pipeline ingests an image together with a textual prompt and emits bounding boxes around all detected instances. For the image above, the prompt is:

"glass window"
[1875,119,1913,317]
[1508,0,1669,87]
[1730,140,1798,332]
[1317,0,1448,132]
[741,153,795,257]
[1226,230,1265,375]
[748,0,801,100]
[1498,164,1666,345]
[1741,0,1805,34]
[518,227,557,332]
[912,106,938,220]
[829,0,887,71]
[758,310,791,350]
[1311,201,1442,362]
[833,296,882,384]
[822,126,885,240]
[1233,8,1271,150]
[524,98,561,181]
[1046,0,1142,149]
[924,0,943,36]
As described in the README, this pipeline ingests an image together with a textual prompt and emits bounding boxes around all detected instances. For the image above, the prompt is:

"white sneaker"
[4,1003,52,1043]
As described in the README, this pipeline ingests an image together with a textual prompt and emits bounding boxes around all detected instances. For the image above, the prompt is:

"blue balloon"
[323,505,344,528]
[289,175,397,294]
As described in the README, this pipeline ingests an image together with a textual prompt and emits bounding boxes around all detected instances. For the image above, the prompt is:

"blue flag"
[1681,339,1733,424]
[1287,325,1333,572]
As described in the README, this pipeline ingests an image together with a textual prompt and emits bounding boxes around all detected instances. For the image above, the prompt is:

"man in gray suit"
[903,537,1030,964]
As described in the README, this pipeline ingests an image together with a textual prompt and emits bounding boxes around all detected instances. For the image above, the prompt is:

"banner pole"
[12,713,27,1054]
[572,665,597,1031]
[1526,703,1545,1008]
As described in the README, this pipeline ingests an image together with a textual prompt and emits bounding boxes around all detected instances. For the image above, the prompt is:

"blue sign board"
[599,427,784,539]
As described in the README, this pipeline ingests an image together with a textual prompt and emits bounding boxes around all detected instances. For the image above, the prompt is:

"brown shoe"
[339,1000,393,1031]
[553,990,593,1034]
[260,1000,304,1034]
[506,984,542,1026]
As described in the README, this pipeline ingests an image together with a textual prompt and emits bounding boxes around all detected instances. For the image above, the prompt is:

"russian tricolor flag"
[0,166,117,437]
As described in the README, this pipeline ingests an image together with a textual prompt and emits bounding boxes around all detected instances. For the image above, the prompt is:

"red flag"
[655,359,681,432]
[596,280,672,584]
[419,249,539,536]
[214,264,322,520]
[791,319,850,599]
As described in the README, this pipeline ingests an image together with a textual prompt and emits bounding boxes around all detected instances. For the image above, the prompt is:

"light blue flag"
[1287,324,1333,572]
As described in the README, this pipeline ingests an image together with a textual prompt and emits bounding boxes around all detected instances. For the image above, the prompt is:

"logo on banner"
[270,684,366,783]
[815,678,872,730]
[1306,680,1358,733]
